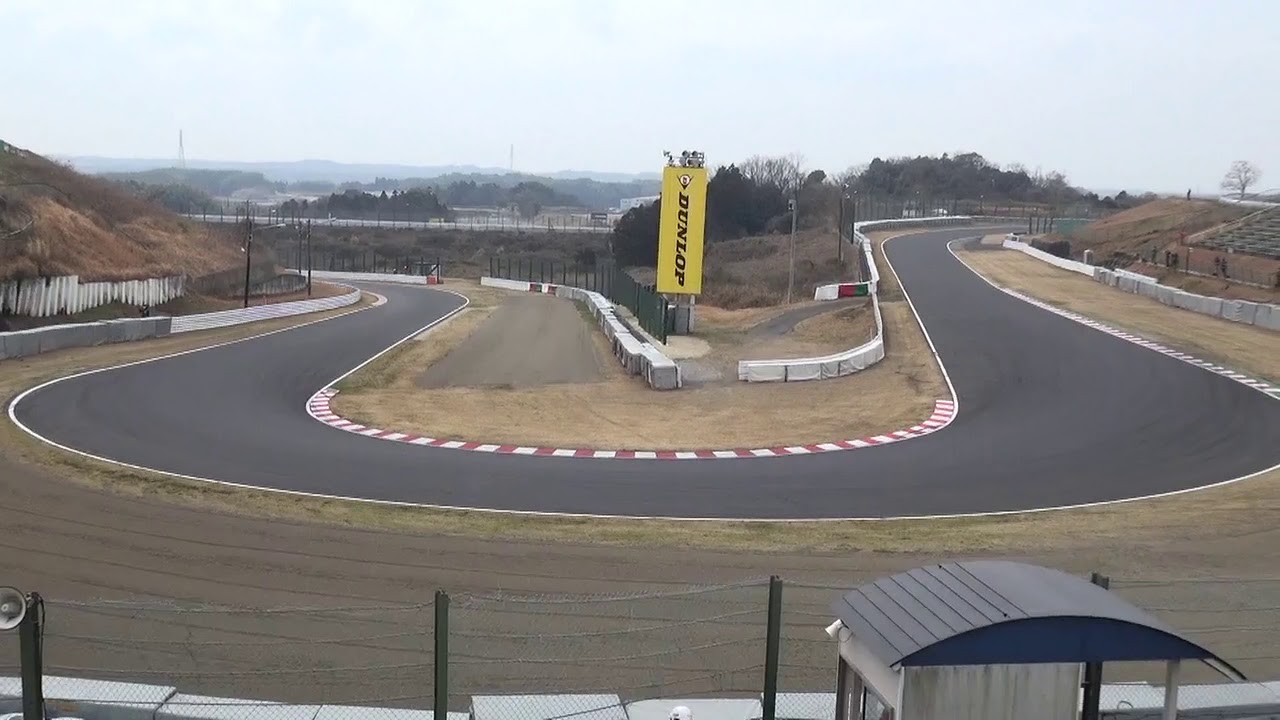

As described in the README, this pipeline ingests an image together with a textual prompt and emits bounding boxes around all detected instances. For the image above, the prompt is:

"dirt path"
[418,294,607,389]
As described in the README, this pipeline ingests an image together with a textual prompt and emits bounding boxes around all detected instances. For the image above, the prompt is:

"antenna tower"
[178,129,187,169]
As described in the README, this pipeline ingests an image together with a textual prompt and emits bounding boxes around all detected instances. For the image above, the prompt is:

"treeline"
[280,188,450,221]
[101,168,662,212]
[612,151,1128,267]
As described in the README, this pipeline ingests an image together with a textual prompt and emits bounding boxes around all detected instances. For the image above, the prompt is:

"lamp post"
[837,182,848,264]
[786,195,797,304]
[242,216,290,308]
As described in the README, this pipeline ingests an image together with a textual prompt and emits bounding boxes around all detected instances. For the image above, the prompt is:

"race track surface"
[12,227,1280,519]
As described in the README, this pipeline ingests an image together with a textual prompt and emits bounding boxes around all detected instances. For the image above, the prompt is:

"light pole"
[837,182,848,264]
[242,214,290,308]
[786,195,797,304]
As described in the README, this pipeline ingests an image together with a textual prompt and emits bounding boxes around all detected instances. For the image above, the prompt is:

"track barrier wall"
[169,287,361,334]
[0,317,172,360]
[309,268,441,285]
[739,217,974,382]
[1002,238,1280,332]
[480,276,681,390]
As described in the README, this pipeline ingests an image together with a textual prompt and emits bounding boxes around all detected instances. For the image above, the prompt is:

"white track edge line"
[14,245,1277,523]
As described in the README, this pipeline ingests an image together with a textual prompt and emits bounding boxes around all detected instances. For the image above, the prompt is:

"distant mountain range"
[57,155,661,184]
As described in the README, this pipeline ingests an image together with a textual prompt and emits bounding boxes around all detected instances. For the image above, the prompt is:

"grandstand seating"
[1198,207,1280,259]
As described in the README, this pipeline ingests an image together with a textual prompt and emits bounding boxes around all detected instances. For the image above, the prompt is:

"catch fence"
[488,257,670,343]
[4,575,1280,719]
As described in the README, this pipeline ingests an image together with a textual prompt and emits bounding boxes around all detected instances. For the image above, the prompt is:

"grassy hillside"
[0,142,253,283]
[1061,199,1252,262]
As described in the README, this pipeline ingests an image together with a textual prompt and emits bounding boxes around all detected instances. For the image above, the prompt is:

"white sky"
[3,0,1277,193]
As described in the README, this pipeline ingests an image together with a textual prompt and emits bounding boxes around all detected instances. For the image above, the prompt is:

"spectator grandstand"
[1198,206,1280,259]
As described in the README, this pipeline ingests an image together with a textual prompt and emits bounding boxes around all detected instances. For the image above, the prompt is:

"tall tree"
[1221,160,1262,200]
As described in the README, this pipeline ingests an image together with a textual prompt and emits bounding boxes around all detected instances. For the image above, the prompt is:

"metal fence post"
[763,576,783,720]
[19,592,43,720]
[434,590,449,719]
[1081,572,1110,720]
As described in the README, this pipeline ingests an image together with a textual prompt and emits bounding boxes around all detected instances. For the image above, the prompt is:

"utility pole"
[785,195,797,304]
[837,185,845,265]
[306,220,313,297]
[242,213,253,309]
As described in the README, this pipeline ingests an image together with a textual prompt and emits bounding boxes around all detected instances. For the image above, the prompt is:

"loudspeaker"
[0,587,26,631]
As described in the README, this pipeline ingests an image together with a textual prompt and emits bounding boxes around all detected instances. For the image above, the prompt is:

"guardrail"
[738,217,974,383]
[480,277,681,390]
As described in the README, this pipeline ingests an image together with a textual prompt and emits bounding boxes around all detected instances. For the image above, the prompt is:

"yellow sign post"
[656,164,709,295]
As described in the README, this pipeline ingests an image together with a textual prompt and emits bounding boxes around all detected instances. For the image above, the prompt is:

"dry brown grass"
[0,149,249,282]
[1064,199,1252,262]
[5,275,1280,556]
[957,249,1280,383]
[334,238,939,450]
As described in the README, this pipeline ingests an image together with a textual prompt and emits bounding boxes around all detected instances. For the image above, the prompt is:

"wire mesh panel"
[36,598,435,715]
[776,583,840,720]
[449,580,771,718]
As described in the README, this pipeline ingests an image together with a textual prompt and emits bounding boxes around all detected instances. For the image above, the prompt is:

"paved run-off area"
[418,293,609,389]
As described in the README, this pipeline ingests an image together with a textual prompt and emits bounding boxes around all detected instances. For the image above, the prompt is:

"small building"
[826,560,1244,720]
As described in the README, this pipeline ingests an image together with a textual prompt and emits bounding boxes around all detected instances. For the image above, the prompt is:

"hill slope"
[1062,199,1252,262]
[0,142,249,283]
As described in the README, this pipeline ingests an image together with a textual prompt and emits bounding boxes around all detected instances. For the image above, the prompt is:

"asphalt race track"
[12,227,1280,519]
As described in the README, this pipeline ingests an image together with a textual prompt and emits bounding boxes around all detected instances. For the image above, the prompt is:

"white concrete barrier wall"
[1002,236,1279,332]
[740,216,972,383]
[0,317,172,360]
[0,275,186,318]
[1002,238,1095,275]
[170,287,362,334]
[479,276,681,390]
[1093,267,1280,332]
[310,268,439,285]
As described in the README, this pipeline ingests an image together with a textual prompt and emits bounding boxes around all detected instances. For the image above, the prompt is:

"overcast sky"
[3,0,1277,193]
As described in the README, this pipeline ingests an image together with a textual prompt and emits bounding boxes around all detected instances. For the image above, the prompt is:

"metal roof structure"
[829,560,1244,679]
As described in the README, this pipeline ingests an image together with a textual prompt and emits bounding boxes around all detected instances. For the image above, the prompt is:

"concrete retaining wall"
[739,216,972,383]
[0,275,186,318]
[1003,237,1280,332]
[170,287,362,334]
[480,276,681,390]
[0,317,172,360]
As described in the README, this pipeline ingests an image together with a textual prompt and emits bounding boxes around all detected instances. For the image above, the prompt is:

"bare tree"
[740,154,806,194]
[1221,160,1262,200]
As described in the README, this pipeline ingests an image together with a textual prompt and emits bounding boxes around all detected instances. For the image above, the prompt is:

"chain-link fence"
[5,576,1280,719]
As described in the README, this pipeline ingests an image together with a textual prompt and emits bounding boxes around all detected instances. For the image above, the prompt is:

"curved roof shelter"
[829,560,1244,680]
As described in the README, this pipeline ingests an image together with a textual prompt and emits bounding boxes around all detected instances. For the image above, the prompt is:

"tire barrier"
[480,276,681,390]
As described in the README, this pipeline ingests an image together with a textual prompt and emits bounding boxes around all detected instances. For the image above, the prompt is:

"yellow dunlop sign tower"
[656,151,709,296]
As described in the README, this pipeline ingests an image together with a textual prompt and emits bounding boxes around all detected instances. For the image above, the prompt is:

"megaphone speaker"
[0,587,27,631]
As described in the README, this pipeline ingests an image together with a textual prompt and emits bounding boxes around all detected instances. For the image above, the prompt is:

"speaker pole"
[19,593,43,720]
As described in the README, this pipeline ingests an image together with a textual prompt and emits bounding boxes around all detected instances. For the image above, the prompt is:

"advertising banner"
[656,165,708,295]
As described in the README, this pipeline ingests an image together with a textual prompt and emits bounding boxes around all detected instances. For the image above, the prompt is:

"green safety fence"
[609,269,670,345]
